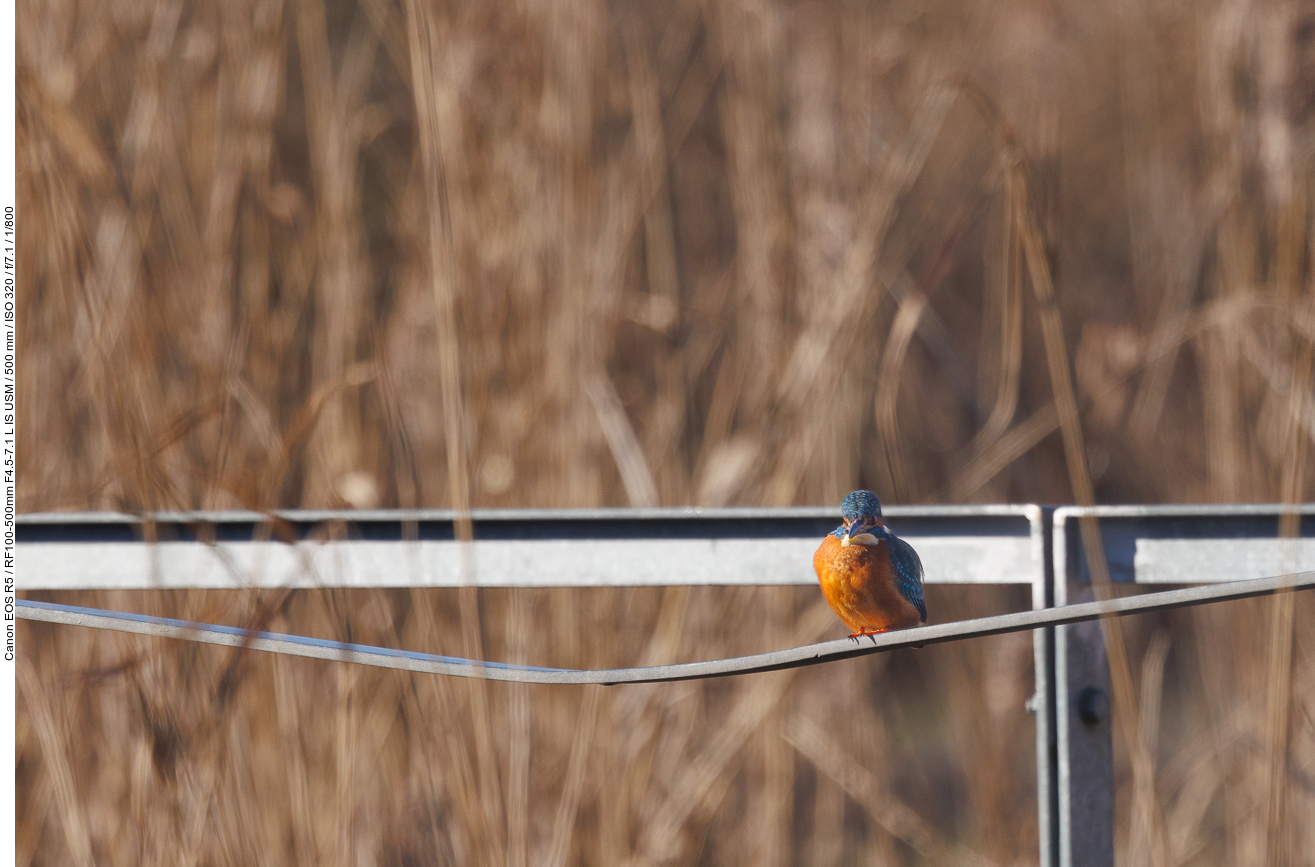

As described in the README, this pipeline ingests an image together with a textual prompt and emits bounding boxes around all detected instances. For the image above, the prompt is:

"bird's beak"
[841,520,880,547]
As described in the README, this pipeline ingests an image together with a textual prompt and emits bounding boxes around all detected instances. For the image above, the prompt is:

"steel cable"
[16,571,1314,684]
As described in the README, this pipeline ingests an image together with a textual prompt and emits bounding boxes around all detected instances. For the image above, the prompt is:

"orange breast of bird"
[813,534,924,634]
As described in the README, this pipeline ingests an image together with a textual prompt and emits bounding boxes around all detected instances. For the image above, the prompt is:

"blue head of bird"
[837,490,886,547]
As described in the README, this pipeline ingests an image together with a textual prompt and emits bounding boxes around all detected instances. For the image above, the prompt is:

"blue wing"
[886,533,927,622]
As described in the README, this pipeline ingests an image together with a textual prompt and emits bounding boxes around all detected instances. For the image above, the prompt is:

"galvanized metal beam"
[1055,504,1315,585]
[17,506,1046,590]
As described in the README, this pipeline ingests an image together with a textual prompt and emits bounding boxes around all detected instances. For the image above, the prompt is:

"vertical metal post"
[1033,625,1058,867]
[1032,507,1058,867]
[1053,511,1115,867]
[1055,612,1114,866]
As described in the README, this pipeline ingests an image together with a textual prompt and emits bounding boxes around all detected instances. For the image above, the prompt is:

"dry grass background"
[13,0,1315,863]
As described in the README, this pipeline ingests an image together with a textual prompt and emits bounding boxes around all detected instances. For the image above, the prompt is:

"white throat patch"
[841,532,882,547]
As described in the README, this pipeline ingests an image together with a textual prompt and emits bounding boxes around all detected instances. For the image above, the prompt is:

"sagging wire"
[16,570,1314,685]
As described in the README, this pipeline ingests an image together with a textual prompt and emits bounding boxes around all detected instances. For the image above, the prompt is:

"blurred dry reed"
[15,0,1315,863]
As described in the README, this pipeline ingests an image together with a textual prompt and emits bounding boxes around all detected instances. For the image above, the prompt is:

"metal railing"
[16,504,1315,867]
[1050,505,1315,867]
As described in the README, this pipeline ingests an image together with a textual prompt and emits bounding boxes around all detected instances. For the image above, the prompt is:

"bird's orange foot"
[848,627,889,644]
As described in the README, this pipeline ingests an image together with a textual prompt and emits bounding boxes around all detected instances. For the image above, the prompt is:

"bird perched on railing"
[814,490,927,639]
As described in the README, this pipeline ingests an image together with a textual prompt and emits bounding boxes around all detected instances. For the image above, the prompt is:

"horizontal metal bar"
[17,571,1313,685]
[1054,505,1315,584]
[17,506,1044,590]
[16,504,1045,529]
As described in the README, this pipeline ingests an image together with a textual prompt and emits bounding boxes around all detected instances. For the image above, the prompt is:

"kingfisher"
[814,490,927,639]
